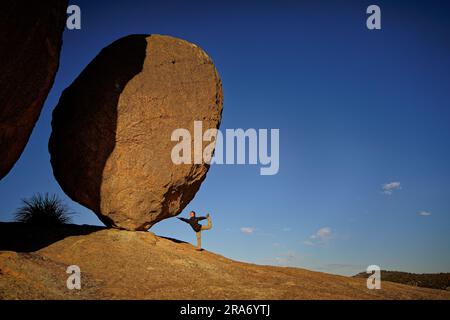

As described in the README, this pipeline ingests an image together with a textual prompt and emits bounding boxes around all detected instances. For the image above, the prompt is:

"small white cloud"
[240,227,255,234]
[282,227,292,232]
[275,251,303,265]
[382,181,401,195]
[305,227,333,246]
[418,211,431,216]
[316,227,331,239]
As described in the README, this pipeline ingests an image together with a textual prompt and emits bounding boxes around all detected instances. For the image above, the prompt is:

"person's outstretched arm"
[177,217,189,223]
[197,216,206,221]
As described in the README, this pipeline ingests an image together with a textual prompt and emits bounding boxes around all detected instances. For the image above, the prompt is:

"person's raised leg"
[201,214,212,231]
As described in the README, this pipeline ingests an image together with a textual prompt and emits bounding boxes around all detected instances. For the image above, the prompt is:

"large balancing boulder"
[0,0,67,180]
[49,34,223,230]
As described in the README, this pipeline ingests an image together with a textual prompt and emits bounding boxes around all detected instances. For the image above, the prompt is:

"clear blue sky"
[1,0,449,276]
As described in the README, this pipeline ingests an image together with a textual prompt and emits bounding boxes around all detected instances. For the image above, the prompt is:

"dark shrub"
[14,193,74,226]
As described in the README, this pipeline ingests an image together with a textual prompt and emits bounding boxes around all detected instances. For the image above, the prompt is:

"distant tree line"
[354,270,450,291]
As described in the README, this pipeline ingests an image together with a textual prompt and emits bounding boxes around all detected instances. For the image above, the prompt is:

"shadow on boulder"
[0,222,104,252]
[48,35,148,228]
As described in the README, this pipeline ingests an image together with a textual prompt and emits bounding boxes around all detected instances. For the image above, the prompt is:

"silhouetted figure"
[178,211,212,251]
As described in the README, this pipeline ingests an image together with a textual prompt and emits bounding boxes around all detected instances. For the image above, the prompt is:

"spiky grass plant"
[14,193,74,226]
